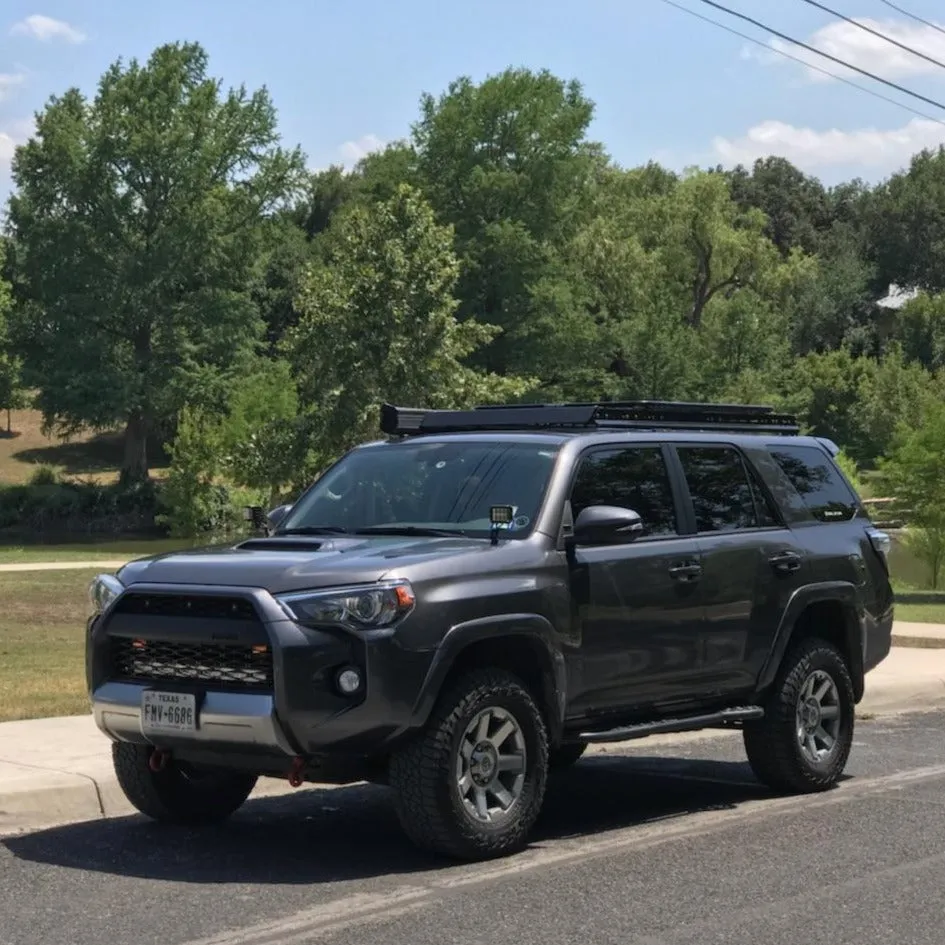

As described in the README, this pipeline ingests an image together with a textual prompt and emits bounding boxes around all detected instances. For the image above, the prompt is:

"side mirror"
[572,505,644,544]
[267,504,292,530]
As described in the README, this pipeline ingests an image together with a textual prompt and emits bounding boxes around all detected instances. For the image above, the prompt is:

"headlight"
[88,573,124,615]
[276,580,416,630]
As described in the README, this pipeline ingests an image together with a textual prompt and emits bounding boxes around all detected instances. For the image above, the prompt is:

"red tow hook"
[149,749,170,773]
[287,756,305,788]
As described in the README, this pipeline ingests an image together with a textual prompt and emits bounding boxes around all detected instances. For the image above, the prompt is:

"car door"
[671,443,810,699]
[566,443,708,717]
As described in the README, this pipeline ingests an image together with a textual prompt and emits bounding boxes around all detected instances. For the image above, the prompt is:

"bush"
[27,463,63,486]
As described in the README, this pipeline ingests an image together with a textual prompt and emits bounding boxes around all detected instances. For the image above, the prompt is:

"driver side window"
[570,446,678,537]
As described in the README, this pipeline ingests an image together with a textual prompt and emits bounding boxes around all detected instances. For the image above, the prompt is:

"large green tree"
[0,241,27,433]
[283,183,535,469]
[8,41,304,481]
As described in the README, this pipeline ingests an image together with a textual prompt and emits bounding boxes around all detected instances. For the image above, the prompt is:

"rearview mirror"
[572,505,644,544]
[267,504,292,530]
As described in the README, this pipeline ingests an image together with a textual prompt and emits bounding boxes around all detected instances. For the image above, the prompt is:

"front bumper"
[87,582,434,764]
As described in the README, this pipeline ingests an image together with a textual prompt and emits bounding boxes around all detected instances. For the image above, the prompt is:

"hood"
[115,534,494,594]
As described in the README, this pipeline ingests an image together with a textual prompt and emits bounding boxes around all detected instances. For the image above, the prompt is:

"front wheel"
[743,637,855,794]
[113,743,258,824]
[389,669,549,860]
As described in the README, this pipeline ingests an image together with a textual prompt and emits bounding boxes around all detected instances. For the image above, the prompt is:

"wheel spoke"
[805,732,818,759]
[457,772,472,796]
[492,786,514,811]
[489,720,516,751]
[497,753,526,774]
[474,712,490,743]
[814,677,833,703]
[460,737,476,761]
[474,787,488,820]
[815,725,835,750]
[820,705,840,721]
[801,675,816,701]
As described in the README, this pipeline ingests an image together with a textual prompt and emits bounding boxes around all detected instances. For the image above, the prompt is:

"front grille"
[110,637,273,691]
[113,593,258,621]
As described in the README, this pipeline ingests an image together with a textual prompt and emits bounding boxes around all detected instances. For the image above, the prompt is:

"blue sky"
[3,0,945,204]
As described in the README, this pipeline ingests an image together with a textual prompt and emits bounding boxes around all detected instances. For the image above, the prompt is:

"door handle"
[669,562,703,582]
[769,551,802,573]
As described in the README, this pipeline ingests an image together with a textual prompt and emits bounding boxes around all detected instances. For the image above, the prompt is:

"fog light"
[336,668,362,695]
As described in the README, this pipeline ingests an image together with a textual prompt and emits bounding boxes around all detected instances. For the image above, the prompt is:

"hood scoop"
[235,537,327,552]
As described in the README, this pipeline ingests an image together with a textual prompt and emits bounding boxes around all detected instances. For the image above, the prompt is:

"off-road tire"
[549,741,587,769]
[113,743,258,824]
[743,637,855,794]
[389,668,549,860]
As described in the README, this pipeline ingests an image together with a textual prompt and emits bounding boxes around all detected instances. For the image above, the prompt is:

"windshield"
[279,439,561,539]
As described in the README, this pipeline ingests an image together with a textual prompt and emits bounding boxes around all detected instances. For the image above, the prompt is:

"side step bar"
[578,706,764,744]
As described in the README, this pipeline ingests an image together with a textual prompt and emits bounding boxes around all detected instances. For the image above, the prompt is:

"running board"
[578,706,765,744]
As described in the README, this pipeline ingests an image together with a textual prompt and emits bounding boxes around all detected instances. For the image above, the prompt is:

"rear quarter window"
[768,444,860,523]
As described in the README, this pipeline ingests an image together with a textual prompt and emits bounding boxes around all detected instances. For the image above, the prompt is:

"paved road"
[3,712,945,945]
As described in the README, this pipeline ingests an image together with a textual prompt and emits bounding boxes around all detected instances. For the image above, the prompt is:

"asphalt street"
[2,711,945,945]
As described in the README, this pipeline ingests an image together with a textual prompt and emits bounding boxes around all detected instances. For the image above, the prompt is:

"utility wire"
[876,0,945,39]
[798,0,945,73]
[691,0,945,112]
[659,0,945,127]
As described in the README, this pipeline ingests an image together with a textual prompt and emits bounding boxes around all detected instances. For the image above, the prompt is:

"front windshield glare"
[280,440,560,539]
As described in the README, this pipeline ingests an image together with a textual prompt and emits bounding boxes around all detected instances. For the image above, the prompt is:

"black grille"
[110,637,273,691]
[113,593,258,621]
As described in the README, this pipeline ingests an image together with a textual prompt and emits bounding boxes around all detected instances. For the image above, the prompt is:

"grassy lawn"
[0,406,169,485]
[894,603,945,625]
[0,539,192,565]
[0,569,99,722]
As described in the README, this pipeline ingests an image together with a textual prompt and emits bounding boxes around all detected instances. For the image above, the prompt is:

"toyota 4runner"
[86,400,894,860]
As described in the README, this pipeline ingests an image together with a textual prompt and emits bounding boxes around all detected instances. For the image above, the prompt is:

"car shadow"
[3,754,800,884]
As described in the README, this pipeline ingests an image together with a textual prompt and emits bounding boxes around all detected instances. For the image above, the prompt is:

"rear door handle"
[769,551,802,574]
[669,562,703,582]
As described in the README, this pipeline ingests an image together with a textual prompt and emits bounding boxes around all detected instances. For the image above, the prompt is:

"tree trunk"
[121,410,150,484]
[5,408,10,434]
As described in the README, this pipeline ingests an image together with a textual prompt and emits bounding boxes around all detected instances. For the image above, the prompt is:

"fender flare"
[408,613,568,743]
[755,581,866,702]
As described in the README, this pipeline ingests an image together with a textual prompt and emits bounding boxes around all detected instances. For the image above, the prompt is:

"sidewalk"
[2,645,944,836]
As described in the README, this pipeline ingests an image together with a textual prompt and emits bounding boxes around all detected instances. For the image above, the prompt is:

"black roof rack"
[379,400,800,437]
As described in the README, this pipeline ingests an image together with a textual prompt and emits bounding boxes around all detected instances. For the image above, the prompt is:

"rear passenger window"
[769,445,859,523]
[570,447,678,536]
[677,447,761,533]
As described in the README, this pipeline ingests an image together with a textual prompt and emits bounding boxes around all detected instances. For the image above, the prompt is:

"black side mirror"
[572,505,644,544]
[267,504,292,531]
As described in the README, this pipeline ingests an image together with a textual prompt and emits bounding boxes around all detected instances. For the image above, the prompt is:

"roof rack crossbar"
[379,401,801,437]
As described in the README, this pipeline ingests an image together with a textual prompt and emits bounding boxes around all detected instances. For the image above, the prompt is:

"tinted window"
[570,447,677,537]
[677,447,759,533]
[280,440,560,539]
[769,445,859,523]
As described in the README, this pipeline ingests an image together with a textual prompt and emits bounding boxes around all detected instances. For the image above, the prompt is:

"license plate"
[141,691,197,735]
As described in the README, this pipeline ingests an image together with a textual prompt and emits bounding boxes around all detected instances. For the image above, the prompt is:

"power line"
[659,0,945,127]
[798,0,945,73]
[692,0,945,113]
[875,0,945,39]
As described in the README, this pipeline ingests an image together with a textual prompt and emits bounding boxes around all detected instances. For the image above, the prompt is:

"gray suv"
[86,400,894,860]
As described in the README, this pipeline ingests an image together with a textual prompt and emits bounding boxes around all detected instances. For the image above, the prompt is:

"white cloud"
[0,72,25,101]
[757,18,945,83]
[10,14,85,44]
[0,132,15,164]
[0,118,34,165]
[338,133,385,166]
[712,118,945,172]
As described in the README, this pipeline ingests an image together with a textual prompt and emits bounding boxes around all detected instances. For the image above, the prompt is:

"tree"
[283,184,535,468]
[7,41,304,481]
[0,242,28,433]
[879,402,945,588]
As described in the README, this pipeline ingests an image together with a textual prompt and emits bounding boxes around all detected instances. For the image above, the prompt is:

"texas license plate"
[141,690,197,735]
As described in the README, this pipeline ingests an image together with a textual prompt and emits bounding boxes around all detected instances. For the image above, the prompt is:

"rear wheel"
[389,668,548,860]
[743,637,855,794]
[113,743,258,824]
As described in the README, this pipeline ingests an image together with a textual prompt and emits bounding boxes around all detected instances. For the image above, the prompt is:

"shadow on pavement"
[4,754,775,884]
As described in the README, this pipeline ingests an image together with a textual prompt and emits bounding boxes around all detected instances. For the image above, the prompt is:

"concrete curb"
[891,633,945,649]
[0,561,129,573]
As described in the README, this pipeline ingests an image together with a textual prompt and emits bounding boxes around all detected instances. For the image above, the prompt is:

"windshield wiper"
[353,525,467,538]
[277,526,350,535]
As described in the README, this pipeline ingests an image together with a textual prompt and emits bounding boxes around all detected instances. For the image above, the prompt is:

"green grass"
[0,539,193,565]
[0,569,99,721]
[894,603,945,624]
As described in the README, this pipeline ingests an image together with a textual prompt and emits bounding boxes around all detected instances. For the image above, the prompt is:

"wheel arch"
[409,614,567,746]
[756,582,866,703]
